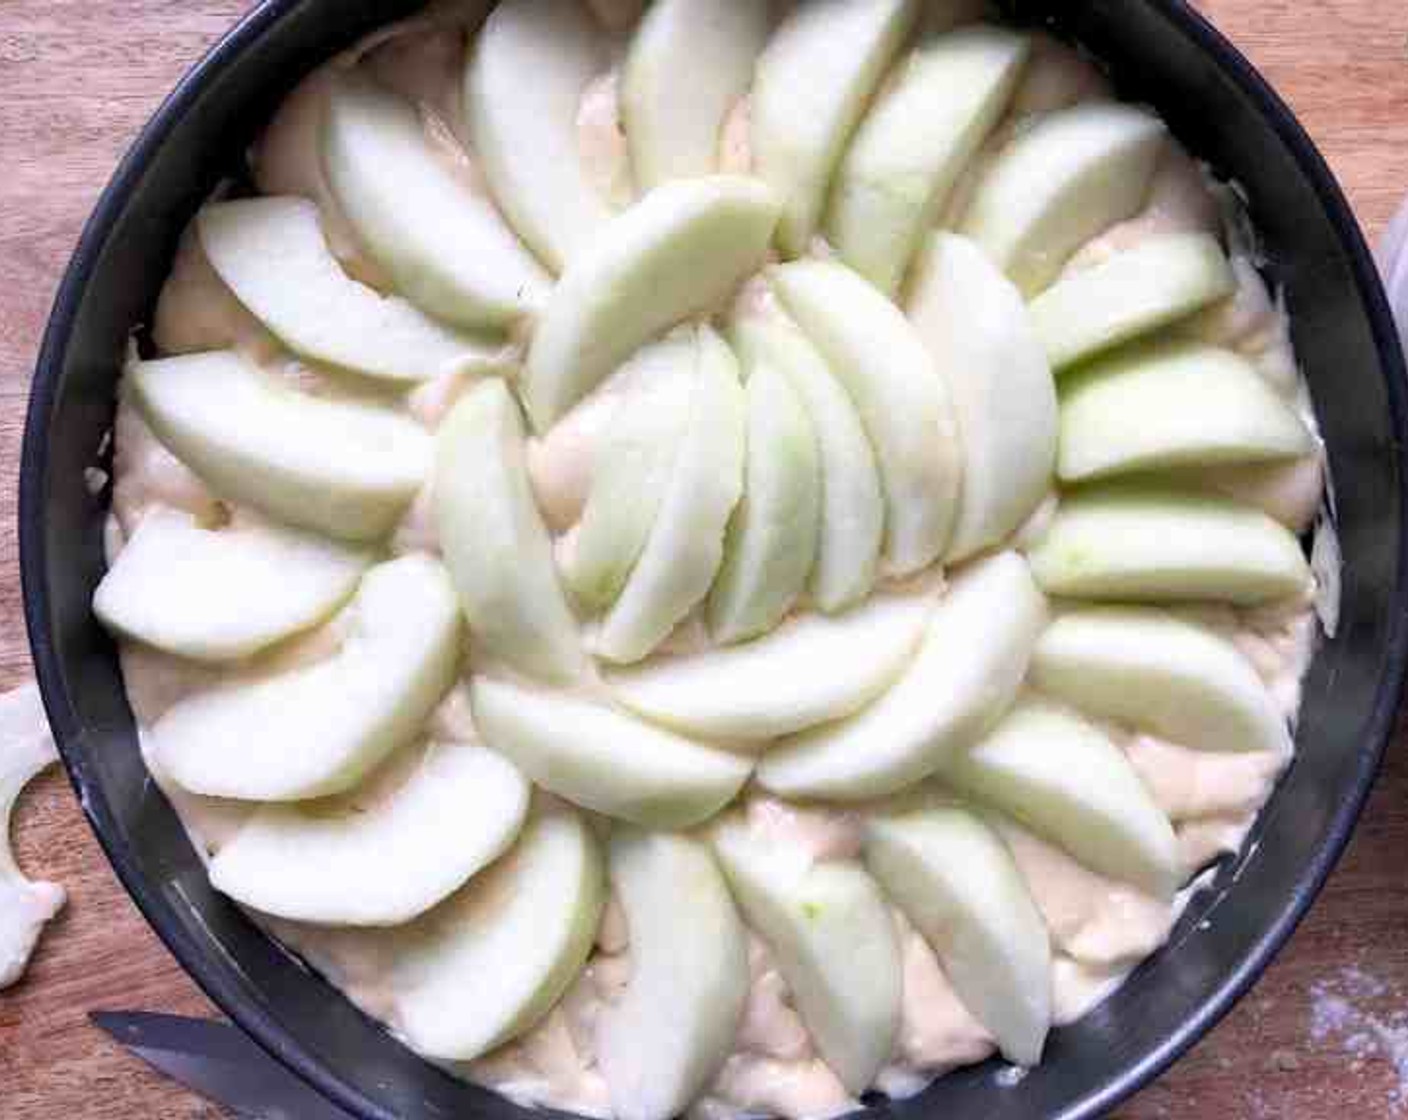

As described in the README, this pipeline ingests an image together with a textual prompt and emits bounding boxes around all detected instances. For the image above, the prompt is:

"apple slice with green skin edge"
[465,0,613,274]
[522,176,779,431]
[708,358,821,645]
[196,197,507,383]
[864,802,1052,1067]
[597,828,749,1120]
[827,26,1031,296]
[154,555,461,802]
[730,313,883,612]
[322,72,547,331]
[606,592,931,740]
[621,0,769,190]
[208,741,529,927]
[1025,486,1311,606]
[1030,606,1291,756]
[1032,233,1238,371]
[470,676,752,829]
[710,814,902,1095]
[958,102,1166,296]
[436,380,585,685]
[1057,340,1313,482]
[596,327,746,664]
[393,807,605,1062]
[946,696,1183,897]
[94,508,369,663]
[757,551,1046,801]
[129,350,431,543]
[907,231,1057,562]
[771,259,961,575]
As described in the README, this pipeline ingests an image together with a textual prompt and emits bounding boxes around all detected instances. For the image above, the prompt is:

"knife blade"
[90,1010,355,1120]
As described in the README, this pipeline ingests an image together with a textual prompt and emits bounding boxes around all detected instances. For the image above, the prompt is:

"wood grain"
[2,2,1407,1117]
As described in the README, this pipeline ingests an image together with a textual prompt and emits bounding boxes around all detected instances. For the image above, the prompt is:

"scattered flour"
[1309,966,1408,1114]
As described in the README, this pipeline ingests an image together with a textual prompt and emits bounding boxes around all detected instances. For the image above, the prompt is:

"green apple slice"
[708,358,821,644]
[153,555,461,802]
[1030,606,1291,756]
[436,380,585,684]
[208,741,529,926]
[465,0,613,273]
[322,72,547,330]
[606,592,931,740]
[946,697,1182,897]
[129,351,431,542]
[907,231,1057,561]
[827,26,1030,295]
[730,313,883,612]
[598,828,749,1120]
[94,508,369,662]
[711,815,901,1094]
[196,197,506,382]
[621,0,769,189]
[958,102,1166,295]
[751,0,919,255]
[470,676,752,828]
[1032,233,1238,370]
[1026,486,1311,605]
[1057,340,1313,482]
[771,259,961,575]
[596,328,746,664]
[757,551,1046,801]
[865,802,1051,1066]
[394,807,605,1061]
[522,176,779,430]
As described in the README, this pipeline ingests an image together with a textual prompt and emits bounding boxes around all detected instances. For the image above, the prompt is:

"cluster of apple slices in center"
[92,0,1324,1116]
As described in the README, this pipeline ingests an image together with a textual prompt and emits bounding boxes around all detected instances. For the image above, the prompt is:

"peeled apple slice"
[209,742,529,926]
[1030,606,1291,756]
[1026,486,1311,605]
[958,102,1166,295]
[772,259,961,575]
[153,555,462,802]
[865,803,1051,1066]
[129,350,430,542]
[394,808,605,1061]
[757,551,1046,801]
[470,676,752,828]
[93,508,369,662]
[597,829,749,1120]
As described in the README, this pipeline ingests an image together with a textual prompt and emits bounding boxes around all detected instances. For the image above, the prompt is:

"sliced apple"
[394,807,605,1061]
[1030,606,1291,756]
[209,741,528,926]
[827,27,1030,295]
[711,814,901,1094]
[470,676,752,828]
[597,828,749,1120]
[757,551,1046,801]
[596,328,746,664]
[907,231,1057,561]
[436,380,585,684]
[946,696,1182,897]
[621,0,770,189]
[865,802,1051,1066]
[322,72,547,330]
[1025,486,1312,605]
[958,102,1166,295]
[521,176,779,430]
[129,350,431,542]
[771,259,961,575]
[751,0,919,255]
[607,592,931,740]
[153,555,461,801]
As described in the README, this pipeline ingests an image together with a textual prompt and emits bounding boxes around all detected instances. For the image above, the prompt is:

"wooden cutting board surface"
[2,2,1408,1116]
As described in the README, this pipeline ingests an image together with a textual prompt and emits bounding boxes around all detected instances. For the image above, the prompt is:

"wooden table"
[2,2,1407,1116]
